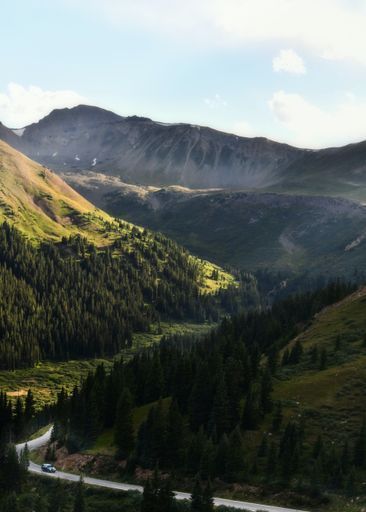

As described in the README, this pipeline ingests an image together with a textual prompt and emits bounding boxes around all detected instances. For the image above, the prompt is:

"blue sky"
[2,0,366,148]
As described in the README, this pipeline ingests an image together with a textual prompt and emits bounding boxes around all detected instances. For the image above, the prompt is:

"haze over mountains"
[3,104,366,277]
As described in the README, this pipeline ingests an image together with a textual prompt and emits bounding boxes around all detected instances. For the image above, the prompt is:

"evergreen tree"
[166,399,184,466]
[141,479,156,512]
[319,348,328,371]
[190,478,204,511]
[260,368,273,414]
[114,388,135,459]
[0,444,25,493]
[258,435,268,457]
[226,426,246,481]
[241,387,259,430]
[266,442,277,481]
[157,478,176,512]
[210,373,230,437]
[73,476,86,512]
[354,418,366,468]
[288,341,303,364]
[271,402,283,432]
[24,390,35,424]
[202,480,214,512]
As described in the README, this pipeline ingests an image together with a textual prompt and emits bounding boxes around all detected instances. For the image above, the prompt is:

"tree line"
[49,280,356,495]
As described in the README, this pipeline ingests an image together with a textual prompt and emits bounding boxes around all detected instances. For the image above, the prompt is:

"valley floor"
[0,322,214,409]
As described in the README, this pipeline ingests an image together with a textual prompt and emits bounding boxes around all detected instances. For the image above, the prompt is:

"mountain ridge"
[0,104,307,189]
[4,104,366,200]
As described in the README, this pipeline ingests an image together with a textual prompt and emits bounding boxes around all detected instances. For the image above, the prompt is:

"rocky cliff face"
[8,105,305,188]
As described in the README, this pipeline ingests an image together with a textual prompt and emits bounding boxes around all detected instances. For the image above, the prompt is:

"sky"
[2,0,366,148]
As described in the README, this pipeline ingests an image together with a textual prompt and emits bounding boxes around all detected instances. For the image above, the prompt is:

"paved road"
[16,428,309,512]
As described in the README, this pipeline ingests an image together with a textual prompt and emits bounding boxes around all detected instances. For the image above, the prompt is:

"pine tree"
[345,466,356,497]
[354,417,366,468]
[0,444,25,492]
[166,399,184,466]
[199,438,215,480]
[271,402,283,432]
[281,349,290,366]
[24,389,35,424]
[141,479,156,512]
[288,341,303,364]
[210,373,230,437]
[310,345,319,365]
[48,479,68,512]
[13,398,24,440]
[241,387,259,430]
[260,368,273,414]
[114,388,135,460]
[19,443,29,471]
[226,426,246,481]
[190,478,204,511]
[258,435,268,457]
[73,476,86,512]
[266,442,277,481]
[319,348,328,370]
[312,434,324,460]
[202,480,214,512]
[157,478,176,512]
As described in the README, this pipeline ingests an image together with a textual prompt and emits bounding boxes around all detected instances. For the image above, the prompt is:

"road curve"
[16,428,309,512]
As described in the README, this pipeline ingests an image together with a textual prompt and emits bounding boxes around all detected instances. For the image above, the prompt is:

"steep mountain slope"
[5,104,366,201]
[0,122,20,147]
[273,140,366,201]
[5,105,306,188]
[275,285,366,450]
[0,141,251,370]
[0,140,234,293]
[0,139,112,244]
[64,172,366,277]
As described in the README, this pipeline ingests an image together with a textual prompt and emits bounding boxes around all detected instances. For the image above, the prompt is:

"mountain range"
[2,104,366,201]
[3,104,366,278]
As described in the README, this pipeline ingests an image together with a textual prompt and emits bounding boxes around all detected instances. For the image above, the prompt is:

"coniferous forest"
[0,222,258,370]
[43,282,356,499]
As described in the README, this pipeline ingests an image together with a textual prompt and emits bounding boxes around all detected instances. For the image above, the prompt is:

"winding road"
[16,428,309,512]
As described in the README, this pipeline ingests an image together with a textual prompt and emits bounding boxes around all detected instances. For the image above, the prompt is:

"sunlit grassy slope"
[0,322,214,409]
[273,287,366,443]
[0,140,234,292]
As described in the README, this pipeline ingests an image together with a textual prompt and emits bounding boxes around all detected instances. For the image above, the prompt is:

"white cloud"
[204,94,228,109]
[67,0,366,66]
[268,90,366,148]
[231,121,255,138]
[0,83,86,127]
[273,49,306,75]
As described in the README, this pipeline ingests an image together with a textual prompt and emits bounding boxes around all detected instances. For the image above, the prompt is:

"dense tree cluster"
[0,389,48,443]
[51,281,355,491]
[0,222,255,370]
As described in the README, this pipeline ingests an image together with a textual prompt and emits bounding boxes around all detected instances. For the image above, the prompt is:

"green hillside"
[0,140,233,293]
[67,175,366,277]
[275,287,366,443]
[0,142,248,372]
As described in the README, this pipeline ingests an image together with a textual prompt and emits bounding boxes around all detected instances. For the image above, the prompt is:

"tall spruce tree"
[114,388,135,460]
[73,476,86,512]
